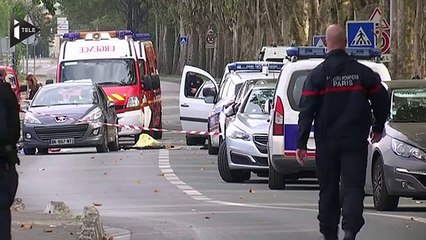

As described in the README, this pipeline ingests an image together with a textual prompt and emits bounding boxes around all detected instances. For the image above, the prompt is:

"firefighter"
[296,25,390,240]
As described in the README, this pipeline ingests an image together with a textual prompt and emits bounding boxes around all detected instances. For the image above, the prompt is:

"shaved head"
[326,24,346,51]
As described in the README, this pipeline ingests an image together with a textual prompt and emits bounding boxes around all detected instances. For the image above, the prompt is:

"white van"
[267,47,392,189]
[257,46,289,62]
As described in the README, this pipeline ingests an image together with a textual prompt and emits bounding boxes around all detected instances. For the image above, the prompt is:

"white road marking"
[159,149,426,225]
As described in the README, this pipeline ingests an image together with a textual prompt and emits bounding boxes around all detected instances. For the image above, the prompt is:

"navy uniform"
[0,69,20,240]
[297,49,389,240]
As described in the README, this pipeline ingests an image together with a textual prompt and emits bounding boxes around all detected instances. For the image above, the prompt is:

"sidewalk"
[11,211,81,240]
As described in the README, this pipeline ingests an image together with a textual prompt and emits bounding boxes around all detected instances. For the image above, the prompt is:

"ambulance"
[56,30,162,143]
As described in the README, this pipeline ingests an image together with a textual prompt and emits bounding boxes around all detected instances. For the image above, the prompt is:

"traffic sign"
[179,36,188,45]
[369,7,390,31]
[375,31,390,54]
[312,35,326,47]
[346,21,376,48]
[205,29,215,49]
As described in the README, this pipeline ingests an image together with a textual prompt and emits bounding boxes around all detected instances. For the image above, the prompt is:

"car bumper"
[383,152,426,198]
[270,154,316,177]
[226,137,268,171]
[23,123,105,149]
[118,109,144,136]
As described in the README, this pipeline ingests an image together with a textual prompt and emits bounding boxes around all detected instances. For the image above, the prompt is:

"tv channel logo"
[9,16,40,47]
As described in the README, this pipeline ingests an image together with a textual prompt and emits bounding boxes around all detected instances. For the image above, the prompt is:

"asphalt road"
[15,66,426,240]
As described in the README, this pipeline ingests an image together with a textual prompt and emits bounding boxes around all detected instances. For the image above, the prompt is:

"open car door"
[179,65,218,132]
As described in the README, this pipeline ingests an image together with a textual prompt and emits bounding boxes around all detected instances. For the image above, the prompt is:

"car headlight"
[126,96,140,108]
[82,108,102,122]
[391,139,426,160]
[228,126,251,141]
[24,114,41,124]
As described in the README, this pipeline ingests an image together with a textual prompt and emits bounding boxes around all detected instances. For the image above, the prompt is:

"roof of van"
[59,38,137,61]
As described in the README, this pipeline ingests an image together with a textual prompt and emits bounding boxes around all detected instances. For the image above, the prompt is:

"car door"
[180,65,218,132]
[98,86,116,138]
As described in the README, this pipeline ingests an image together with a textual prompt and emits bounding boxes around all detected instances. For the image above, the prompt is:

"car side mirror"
[108,101,115,108]
[203,87,217,98]
[204,96,215,104]
[45,79,54,85]
[19,85,27,92]
[225,105,235,117]
[143,75,153,90]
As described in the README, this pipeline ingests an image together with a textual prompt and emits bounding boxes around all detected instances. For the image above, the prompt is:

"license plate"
[50,138,74,145]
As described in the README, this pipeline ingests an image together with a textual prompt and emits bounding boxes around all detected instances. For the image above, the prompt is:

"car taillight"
[273,96,284,136]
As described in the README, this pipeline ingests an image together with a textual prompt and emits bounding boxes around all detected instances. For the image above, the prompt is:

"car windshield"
[31,85,98,107]
[391,88,426,122]
[60,59,137,86]
[242,88,274,114]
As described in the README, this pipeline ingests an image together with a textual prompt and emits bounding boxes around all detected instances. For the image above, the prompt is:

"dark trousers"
[0,163,18,240]
[315,138,368,237]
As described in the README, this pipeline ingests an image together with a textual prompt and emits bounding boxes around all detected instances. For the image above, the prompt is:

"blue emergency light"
[133,33,152,40]
[117,30,133,39]
[286,46,382,61]
[63,32,81,40]
[228,63,262,71]
[227,62,284,72]
[286,47,326,59]
[267,63,285,70]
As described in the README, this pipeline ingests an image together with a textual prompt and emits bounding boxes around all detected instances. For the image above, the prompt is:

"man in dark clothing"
[296,25,390,240]
[186,73,203,97]
[0,67,20,240]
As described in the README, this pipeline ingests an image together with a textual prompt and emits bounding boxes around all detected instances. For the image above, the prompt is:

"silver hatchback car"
[217,84,275,182]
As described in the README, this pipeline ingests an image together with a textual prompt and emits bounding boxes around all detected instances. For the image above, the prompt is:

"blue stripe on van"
[284,124,314,151]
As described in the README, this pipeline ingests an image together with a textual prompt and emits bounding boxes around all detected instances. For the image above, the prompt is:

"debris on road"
[44,228,53,232]
[249,188,255,193]
[44,201,71,217]
[38,168,46,171]
[154,189,160,193]
[136,179,142,184]
[93,202,103,207]
[21,223,33,229]
[11,198,26,212]
[416,201,423,204]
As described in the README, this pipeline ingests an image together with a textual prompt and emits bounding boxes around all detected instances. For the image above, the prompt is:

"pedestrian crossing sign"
[346,21,375,49]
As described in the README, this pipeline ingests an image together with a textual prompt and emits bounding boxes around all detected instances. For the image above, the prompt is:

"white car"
[267,47,392,190]
[218,84,275,183]
[179,62,283,147]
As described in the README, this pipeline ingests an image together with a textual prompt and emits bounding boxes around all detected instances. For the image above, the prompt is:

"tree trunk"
[396,0,407,78]
[413,0,424,77]
[191,25,199,67]
[389,0,398,79]
[172,25,180,75]
[198,28,206,69]
[177,15,187,74]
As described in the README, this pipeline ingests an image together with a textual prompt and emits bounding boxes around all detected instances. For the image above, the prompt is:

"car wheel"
[24,147,36,155]
[186,135,198,146]
[108,128,120,152]
[217,141,251,183]
[208,136,219,155]
[373,155,399,211]
[96,129,109,153]
[38,148,49,155]
[268,161,286,190]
